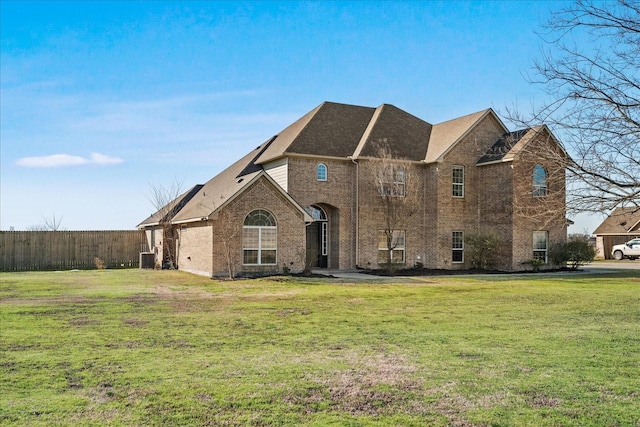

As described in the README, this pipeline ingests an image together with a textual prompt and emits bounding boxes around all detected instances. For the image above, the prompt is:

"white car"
[611,238,640,260]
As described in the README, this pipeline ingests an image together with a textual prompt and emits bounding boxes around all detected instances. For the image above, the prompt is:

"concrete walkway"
[311,269,386,280]
[312,262,639,281]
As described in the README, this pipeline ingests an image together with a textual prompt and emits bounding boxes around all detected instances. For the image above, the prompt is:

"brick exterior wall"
[286,158,356,269]
[177,222,212,276]
[477,162,515,270]
[434,114,506,269]
[215,176,306,277]
[279,116,566,272]
[356,161,428,269]
[173,175,307,278]
[510,130,567,269]
[159,112,568,276]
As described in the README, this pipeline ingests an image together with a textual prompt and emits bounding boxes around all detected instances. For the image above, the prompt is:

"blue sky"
[1,0,600,232]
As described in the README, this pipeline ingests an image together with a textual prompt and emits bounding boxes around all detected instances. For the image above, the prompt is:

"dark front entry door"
[306,221,328,268]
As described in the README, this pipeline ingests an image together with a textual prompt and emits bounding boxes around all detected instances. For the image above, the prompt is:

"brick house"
[593,207,640,259]
[138,101,567,277]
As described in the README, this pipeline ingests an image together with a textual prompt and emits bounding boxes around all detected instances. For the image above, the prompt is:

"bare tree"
[212,206,240,280]
[368,140,418,274]
[508,128,569,228]
[147,179,184,269]
[27,214,65,231]
[506,0,640,215]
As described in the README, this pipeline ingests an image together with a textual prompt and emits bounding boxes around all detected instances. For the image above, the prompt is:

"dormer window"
[317,163,327,181]
[533,164,548,196]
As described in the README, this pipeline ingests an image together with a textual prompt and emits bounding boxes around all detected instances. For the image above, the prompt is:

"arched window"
[317,163,327,181]
[305,205,327,221]
[243,210,277,265]
[533,164,548,196]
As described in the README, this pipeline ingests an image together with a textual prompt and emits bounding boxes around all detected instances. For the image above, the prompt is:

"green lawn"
[1,270,638,426]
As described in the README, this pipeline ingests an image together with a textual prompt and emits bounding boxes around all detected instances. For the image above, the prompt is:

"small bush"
[549,235,596,269]
[465,232,502,270]
[521,258,545,271]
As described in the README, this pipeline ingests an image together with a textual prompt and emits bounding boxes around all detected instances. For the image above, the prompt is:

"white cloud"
[16,152,124,168]
[89,152,124,165]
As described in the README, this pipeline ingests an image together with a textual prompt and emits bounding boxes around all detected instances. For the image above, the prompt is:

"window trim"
[379,168,406,197]
[452,231,464,263]
[452,165,465,198]
[533,164,548,196]
[317,163,328,181]
[377,230,406,264]
[242,209,277,266]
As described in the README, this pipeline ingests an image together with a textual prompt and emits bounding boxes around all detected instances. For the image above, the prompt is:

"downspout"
[423,161,427,266]
[350,156,359,267]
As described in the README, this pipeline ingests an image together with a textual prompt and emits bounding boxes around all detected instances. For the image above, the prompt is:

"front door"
[305,205,328,268]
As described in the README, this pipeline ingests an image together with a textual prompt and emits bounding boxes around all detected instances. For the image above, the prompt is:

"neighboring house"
[138,101,567,277]
[593,207,640,259]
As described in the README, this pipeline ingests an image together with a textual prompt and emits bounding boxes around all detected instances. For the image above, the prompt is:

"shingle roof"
[593,207,640,235]
[357,104,432,161]
[170,145,268,223]
[137,184,204,227]
[425,109,498,163]
[255,102,376,163]
[139,101,537,227]
[255,101,435,163]
[477,129,530,164]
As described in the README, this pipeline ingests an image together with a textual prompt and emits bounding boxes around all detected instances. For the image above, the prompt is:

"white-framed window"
[533,164,548,196]
[243,210,277,265]
[317,163,327,181]
[377,230,406,264]
[379,169,406,197]
[452,231,464,263]
[533,231,548,263]
[452,165,464,197]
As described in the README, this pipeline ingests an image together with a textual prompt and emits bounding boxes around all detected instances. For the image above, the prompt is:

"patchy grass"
[1,269,638,426]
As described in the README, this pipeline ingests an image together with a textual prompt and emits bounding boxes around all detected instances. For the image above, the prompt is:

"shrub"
[548,234,596,270]
[94,257,106,270]
[464,232,502,270]
[521,258,545,271]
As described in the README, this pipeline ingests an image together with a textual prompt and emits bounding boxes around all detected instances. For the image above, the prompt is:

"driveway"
[582,260,640,272]
[315,262,640,281]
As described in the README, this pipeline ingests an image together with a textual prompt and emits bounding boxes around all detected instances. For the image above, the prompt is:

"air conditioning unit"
[139,252,155,269]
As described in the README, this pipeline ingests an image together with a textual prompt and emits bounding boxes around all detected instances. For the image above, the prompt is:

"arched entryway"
[305,205,329,268]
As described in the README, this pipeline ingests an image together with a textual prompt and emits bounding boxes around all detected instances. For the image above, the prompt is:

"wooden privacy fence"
[0,230,149,271]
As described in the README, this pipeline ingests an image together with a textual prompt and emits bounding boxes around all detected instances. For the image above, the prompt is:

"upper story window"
[533,164,548,196]
[317,163,327,181]
[452,165,464,197]
[243,209,277,265]
[379,169,406,197]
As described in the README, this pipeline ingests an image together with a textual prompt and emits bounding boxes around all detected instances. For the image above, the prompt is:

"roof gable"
[593,207,640,235]
[426,109,506,163]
